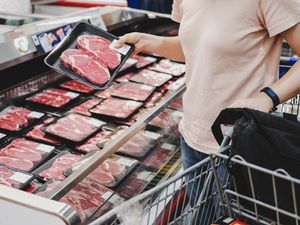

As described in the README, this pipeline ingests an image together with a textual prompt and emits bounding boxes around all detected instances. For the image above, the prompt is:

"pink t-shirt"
[172,0,300,153]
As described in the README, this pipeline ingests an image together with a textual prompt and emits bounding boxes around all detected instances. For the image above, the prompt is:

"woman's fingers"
[114,33,144,48]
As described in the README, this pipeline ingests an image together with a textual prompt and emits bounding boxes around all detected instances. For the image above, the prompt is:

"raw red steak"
[77,35,121,69]
[35,179,61,197]
[111,82,155,102]
[0,166,32,189]
[149,59,185,76]
[39,153,81,180]
[61,49,110,86]
[60,179,113,223]
[76,130,112,153]
[60,80,95,93]
[149,109,183,129]
[45,114,105,142]
[27,88,79,108]
[98,158,126,178]
[90,97,142,119]
[0,106,44,131]
[129,69,172,87]
[71,98,102,116]
[87,166,115,186]
[142,146,175,171]
[94,82,118,99]
[0,156,34,171]
[132,55,156,68]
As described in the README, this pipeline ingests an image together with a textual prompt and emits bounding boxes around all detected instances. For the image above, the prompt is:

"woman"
[115,0,300,208]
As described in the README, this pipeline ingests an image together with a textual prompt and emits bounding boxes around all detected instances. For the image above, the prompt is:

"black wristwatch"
[260,87,280,110]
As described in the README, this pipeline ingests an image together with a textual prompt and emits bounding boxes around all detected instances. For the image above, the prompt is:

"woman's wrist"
[258,91,276,112]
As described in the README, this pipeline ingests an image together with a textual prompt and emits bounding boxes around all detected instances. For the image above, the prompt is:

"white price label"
[173,111,183,118]
[144,131,161,140]
[161,143,176,151]
[102,191,113,200]
[110,40,131,55]
[140,85,153,91]
[137,171,152,181]
[109,194,124,204]
[65,92,79,98]
[10,172,32,183]
[125,101,140,107]
[145,56,156,62]
[127,58,138,64]
[0,133,6,139]
[37,144,55,153]
[28,111,44,119]
[117,158,135,167]
[87,118,105,127]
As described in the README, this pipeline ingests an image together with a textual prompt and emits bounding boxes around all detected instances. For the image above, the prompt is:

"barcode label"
[102,191,113,200]
[28,111,44,119]
[0,133,6,139]
[110,40,131,55]
[87,118,105,127]
[161,143,176,151]
[37,144,55,153]
[140,85,153,91]
[10,172,32,183]
[144,131,161,140]
[117,158,135,167]
[137,171,152,181]
[65,92,79,98]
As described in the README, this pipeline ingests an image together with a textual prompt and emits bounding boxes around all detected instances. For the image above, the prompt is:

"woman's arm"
[230,23,300,112]
[115,33,185,62]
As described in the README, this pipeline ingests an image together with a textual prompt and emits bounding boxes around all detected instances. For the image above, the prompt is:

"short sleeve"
[259,0,300,37]
[171,0,182,23]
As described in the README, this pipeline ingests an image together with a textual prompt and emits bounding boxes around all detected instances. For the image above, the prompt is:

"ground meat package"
[94,82,118,99]
[59,79,96,94]
[71,97,103,116]
[34,179,62,197]
[33,151,81,180]
[0,165,34,189]
[132,55,157,69]
[111,82,155,102]
[0,106,45,133]
[117,130,162,158]
[26,88,80,109]
[141,143,177,171]
[0,138,56,172]
[149,109,183,130]
[129,69,172,87]
[60,178,114,223]
[45,22,135,90]
[42,113,106,143]
[149,59,186,76]
[75,129,112,153]
[90,97,143,120]
[25,116,61,145]
[117,167,155,199]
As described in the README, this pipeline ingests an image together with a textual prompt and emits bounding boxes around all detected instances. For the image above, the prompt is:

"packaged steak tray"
[97,126,128,149]
[111,82,155,102]
[45,22,135,90]
[117,167,155,199]
[60,178,114,223]
[131,55,157,69]
[115,72,134,83]
[168,97,183,111]
[65,154,138,188]
[26,88,80,110]
[0,165,34,190]
[148,109,183,130]
[59,79,96,94]
[71,97,103,117]
[33,151,81,180]
[0,138,56,172]
[117,130,162,158]
[144,92,163,108]
[119,58,137,73]
[149,59,186,76]
[34,179,62,197]
[129,69,172,87]
[90,97,143,120]
[25,116,61,145]
[75,129,112,154]
[42,113,106,143]
[0,106,45,133]
[94,82,118,99]
[141,143,177,171]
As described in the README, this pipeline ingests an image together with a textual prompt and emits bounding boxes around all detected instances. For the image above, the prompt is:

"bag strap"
[211,108,251,145]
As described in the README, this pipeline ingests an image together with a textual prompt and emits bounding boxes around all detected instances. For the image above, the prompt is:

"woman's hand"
[229,92,274,112]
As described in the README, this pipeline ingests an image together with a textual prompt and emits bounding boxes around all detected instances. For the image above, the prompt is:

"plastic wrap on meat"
[0,165,33,189]
[35,179,62,197]
[90,97,143,119]
[132,55,156,68]
[116,72,134,83]
[0,139,55,171]
[149,59,185,76]
[61,49,110,85]
[142,146,175,171]
[129,69,172,87]
[27,88,79,108]
[76,130,112,153]
[60,80,95,93]
[0,106,44,132]
[45,114,105,142]
[149,109,183,129]
[97,126,128,148]
[119,58,137,72]
[94,82,118,99]
[60,179,113,223]
[111,82,155,102]
[71,98,102,116]
[77,35,121,69]
[38,153,81,180]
